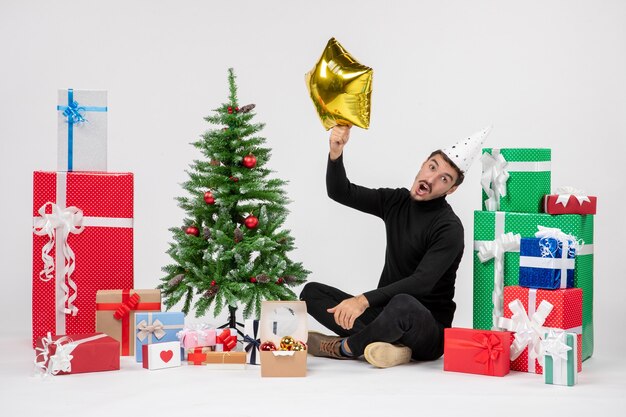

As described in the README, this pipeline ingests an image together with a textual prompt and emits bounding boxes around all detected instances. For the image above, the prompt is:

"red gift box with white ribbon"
[32,171,133,347]
[543,187,597,215]
[34,332,120,376]
[498,286,582,374]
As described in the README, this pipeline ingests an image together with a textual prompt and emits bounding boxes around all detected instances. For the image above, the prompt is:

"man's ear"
[445,185,459,196]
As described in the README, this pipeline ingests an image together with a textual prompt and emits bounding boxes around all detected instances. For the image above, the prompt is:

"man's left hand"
[327,294,369,330]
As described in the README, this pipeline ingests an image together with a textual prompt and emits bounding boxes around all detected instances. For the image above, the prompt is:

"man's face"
[409,153,459,201]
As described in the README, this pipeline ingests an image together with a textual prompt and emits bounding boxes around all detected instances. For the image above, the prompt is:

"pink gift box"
[177,326,216,349]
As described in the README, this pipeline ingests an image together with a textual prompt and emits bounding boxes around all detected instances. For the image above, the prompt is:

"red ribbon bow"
[113,293,140,320]
[471,333,503,374]
[216,329,237,351]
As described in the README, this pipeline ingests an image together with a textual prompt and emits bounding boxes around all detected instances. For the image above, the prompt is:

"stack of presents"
[32,89,308,377]
[444,148,596,386]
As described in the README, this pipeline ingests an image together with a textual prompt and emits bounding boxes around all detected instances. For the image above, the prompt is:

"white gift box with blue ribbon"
[57,89,107,172]
[519,227,578,290]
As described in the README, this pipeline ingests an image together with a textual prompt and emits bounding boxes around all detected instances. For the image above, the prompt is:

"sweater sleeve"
[362,219,464,307]
[326,153,386,218]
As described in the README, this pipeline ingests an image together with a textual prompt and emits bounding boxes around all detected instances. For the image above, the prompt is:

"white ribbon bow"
[32,202,85,315]
[535,226,582,256]
[498,298,553,365]
[477,232,521,329]
[541,329,572,363]
[554,186,591,207]
[541,329,573,382]
[34,333,77,376]
[136,319,166,342]
[481,152,510,211]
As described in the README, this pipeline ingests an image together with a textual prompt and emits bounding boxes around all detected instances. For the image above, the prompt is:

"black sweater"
[326,154,464,327]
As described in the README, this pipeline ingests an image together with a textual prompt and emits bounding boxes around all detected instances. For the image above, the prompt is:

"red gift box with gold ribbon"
[444,328,512,377]
[32,171,133,347]
[96,289,161,355]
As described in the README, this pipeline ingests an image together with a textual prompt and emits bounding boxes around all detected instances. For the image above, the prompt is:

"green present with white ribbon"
[481,148,551,213]
[542,330,578,386]
[473,210,594,360]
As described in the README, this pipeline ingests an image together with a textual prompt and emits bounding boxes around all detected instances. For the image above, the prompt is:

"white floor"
[1,335,624,416]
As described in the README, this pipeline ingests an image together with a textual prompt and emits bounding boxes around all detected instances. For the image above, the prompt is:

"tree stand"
[218,305,245,337]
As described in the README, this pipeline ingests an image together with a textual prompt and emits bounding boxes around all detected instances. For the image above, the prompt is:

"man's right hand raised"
[329,124,351,161]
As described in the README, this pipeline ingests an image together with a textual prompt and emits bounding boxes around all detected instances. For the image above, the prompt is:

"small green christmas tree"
[159,68,310,320]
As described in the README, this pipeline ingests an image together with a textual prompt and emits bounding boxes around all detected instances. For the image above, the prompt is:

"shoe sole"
[364,342,412,368]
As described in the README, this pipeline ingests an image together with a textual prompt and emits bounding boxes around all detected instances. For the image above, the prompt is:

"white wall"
[1,0,624,355]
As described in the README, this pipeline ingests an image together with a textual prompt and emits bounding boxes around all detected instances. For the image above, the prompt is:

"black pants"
[300,282,445,361]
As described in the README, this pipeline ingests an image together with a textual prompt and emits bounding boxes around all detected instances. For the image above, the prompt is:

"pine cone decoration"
[240,104,256,113]
[256,274,270,284]
[203,286,219,299]
[283,275,297,284]
[234,227,244,243]
[203,227,211,240]
[277,237,288,244]
[168,273,184,287]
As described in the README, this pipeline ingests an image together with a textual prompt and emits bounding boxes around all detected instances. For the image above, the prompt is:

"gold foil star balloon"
[305,37,373,130]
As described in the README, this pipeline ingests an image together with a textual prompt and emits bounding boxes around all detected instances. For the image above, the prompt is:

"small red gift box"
[187,346,216,365]
[500,286,583,374]
[34,332,120,376]
[215,328,237,351]
[444,328,511,377]
[543,189,596,215]
[32,171,134,347]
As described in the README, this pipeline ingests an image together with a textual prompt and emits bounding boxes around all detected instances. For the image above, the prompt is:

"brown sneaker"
[307,331,348,359]
[364,342,412,368]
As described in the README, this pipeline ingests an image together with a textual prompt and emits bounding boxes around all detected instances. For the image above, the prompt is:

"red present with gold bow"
[96,289,161,356]
[215,328,238,352]
[443,328,512,377]
[32,171,134,347]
